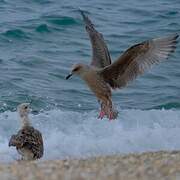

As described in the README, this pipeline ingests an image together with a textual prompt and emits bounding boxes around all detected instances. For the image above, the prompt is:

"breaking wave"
[0,108,180,162]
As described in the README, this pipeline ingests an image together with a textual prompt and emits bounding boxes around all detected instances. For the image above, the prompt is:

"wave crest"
[3,29,29,39]
[44,16,78,26]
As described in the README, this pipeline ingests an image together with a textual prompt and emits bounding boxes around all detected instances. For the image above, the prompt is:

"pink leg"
[105,99,118,120]
[97,98,118,120]
[108,110,115,120]
[107,109,118,120]
[98,110,105,119]
[98,102,106,119]
[109,111,113,121]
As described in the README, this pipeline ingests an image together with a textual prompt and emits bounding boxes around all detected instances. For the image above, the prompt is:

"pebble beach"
[0,151,180,180]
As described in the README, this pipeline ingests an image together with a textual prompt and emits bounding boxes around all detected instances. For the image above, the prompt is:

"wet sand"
[0,151,180,180]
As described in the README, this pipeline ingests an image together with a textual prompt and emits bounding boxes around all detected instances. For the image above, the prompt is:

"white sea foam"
[0,108,180,162]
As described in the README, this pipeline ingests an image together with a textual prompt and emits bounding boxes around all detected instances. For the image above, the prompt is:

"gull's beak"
[66,73,73,80]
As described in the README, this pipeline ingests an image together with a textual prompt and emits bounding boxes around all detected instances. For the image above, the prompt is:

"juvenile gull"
[9,103,44,160]
[66,11,179,120]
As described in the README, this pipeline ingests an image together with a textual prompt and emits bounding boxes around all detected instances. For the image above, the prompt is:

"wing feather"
[100,34,179,88]
[80,10,111,68]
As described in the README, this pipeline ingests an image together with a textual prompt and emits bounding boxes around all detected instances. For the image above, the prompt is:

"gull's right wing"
[80,10,111,68]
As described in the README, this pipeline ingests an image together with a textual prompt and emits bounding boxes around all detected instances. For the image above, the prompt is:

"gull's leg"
[98,101,106,119]
[106,99,118,120]
[16,156,24,161]
[98,98,112,120]
[109,109,118,120]
[107,100,113,120]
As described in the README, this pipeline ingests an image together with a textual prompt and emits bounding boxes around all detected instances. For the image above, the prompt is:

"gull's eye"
[73,67,80,72]
[24,106,28,109]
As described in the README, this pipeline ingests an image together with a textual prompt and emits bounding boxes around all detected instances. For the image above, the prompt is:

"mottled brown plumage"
[9,103,44,160]
[66,11,178,120]
[9,126,43,160]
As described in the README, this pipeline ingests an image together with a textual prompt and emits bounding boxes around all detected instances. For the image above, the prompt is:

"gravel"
[0,151,180,180]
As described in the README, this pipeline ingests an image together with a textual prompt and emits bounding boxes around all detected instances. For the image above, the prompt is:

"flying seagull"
[66,10,179,120]
[9,103,44,160]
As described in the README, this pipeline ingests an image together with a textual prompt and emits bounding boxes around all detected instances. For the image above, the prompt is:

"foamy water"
[1,107,180,162]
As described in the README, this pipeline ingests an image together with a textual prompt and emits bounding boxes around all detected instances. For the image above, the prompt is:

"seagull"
[66,10,179,120]
[9,103,44,160]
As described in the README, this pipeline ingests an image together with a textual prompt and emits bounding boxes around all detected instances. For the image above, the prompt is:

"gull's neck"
[20,115,31,128]
[80,66,95,79]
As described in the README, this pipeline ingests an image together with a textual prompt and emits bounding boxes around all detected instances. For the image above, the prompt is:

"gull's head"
[66,63,89,79]
[18,103,30,118]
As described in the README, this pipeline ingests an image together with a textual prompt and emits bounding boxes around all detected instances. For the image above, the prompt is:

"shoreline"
[0,151,180,180]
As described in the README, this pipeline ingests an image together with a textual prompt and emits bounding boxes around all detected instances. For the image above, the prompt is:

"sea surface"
[0,0,180,162]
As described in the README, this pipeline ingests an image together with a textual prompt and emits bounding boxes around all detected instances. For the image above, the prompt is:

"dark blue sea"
[0,0,180,162]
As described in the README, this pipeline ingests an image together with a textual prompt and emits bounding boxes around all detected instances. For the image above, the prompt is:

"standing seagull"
[66,10,179,120]
[9,103,44,160]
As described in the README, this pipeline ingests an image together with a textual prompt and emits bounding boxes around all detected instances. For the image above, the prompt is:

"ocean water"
[0,0,180,162]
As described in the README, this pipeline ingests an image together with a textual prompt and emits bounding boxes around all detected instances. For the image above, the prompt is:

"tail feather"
[9,135,17,147]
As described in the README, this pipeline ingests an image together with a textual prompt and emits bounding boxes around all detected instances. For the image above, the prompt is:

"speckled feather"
[9,126,43,160]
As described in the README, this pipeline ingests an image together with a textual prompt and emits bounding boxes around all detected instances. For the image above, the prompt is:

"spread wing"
[80,10,111,68]
[100,34,179,89]
[9,126,44,159]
